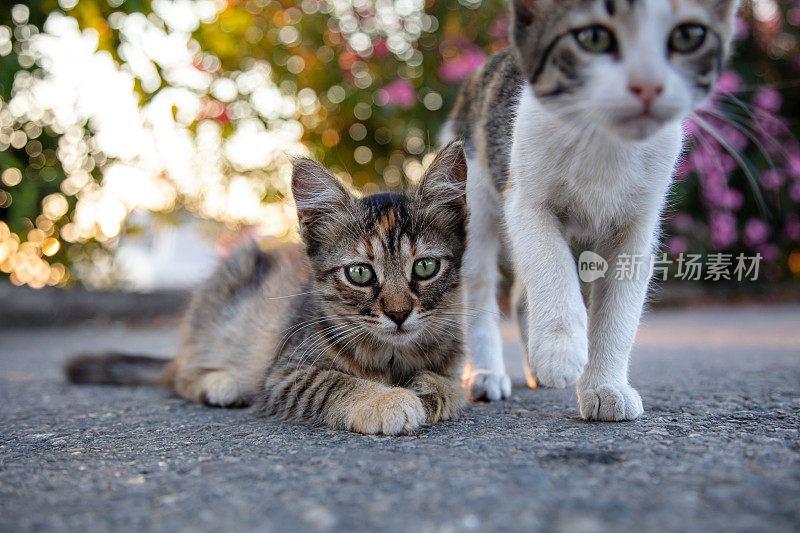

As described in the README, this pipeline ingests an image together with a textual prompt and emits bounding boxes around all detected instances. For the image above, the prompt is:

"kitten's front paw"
[463,369,511,402]
[412,372,467,423]
[200,371,248,407]
[347,388,426,435]
[578,383,643,421]
[529,333,587,389]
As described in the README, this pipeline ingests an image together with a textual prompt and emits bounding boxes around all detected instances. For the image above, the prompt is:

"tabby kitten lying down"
[67,142,469,435]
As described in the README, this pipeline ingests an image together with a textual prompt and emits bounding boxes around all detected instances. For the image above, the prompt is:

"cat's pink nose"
[385,309,411,326]
[629,82,664,109]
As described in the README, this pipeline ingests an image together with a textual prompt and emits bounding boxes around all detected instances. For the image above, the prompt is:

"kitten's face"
[512,0,740,140]
[292,143,467,347]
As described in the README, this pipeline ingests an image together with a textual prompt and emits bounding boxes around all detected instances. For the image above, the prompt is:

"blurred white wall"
[114,212,218,290]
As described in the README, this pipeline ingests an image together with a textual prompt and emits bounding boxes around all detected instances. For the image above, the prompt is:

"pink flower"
[716,70,743,95]
[784,215,800,241]
[789,6,800,27]
[672,212,693,231]
[666,236,689,255]
[753,86,782,113]
[787,151,800,179]
[710,212,738,250]
[702,170,736,210]
[744,218,771,247]
[198,98,230,124]
[718,125,748,152]
[734,16,749,40]
[756,243,780,262]
[373,39,389,59]
[761,170,786,191]
[377,79,416,109]
[755,112,786,136]
[691,147,718,175]
[721,153,740,173]
[724,189,744,211]
[439,46,486,82]
[790,182,800,203]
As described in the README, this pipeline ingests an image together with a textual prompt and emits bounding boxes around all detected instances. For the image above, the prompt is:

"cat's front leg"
[410,371,467,423]
[261,367,426,435]
[504,191,588,389]
[462,165,510,401]
[577,222,657,421]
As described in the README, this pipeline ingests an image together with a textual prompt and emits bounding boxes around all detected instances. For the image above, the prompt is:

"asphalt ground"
[1,305,799,532]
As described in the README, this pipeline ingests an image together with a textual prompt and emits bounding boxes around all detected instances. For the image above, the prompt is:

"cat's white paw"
[578,383,643,421]
[463,369,511,401]
[529,333,587,389]
[200,371,247,407]
[347,388,426,435]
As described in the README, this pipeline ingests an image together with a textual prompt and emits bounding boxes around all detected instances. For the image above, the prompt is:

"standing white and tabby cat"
[442,0,740,420]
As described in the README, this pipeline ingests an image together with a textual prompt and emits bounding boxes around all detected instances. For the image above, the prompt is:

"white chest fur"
[509,87,683,237]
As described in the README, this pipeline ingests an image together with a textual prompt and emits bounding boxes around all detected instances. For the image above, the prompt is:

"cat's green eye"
[669,24,707,54]
[413,258,440,280]
[574,26,615,54]
[346,264,374,286]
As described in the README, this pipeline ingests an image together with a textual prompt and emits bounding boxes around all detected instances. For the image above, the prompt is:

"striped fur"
[67,143,469,436]
[248,142,469,433]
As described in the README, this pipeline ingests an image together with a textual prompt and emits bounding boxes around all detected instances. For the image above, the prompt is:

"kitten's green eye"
[346,264,374,286]
[669,24,707,53]
[413,258,440,280]
[574,26,615,54]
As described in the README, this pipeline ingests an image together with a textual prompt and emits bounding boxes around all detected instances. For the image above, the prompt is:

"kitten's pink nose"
[384,309,411,326]
[629,82,664,110]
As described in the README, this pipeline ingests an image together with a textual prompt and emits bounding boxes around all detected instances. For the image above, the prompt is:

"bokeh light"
[0,0,799,288]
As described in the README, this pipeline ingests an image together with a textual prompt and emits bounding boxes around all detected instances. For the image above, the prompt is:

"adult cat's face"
[291,142,468,346]
[512,0,740,140]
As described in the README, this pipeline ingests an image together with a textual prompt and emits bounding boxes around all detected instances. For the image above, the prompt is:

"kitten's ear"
[291,157,354,232]
[415,141,468,224]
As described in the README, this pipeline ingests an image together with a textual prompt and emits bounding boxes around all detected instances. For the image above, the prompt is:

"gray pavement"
[1,305,799,532]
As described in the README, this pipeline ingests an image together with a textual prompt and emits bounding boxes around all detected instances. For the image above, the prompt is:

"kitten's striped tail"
[65,353,170,386]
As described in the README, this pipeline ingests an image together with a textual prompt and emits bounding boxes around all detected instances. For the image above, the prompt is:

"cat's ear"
[708,0,741,55]
[291,157,354,234]
[415,141,468,225]
[712,0,742,35]
[712,0,741,21]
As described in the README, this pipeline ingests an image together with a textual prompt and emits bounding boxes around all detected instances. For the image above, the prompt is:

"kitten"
[66,142,469,435]
[441,0,739,420]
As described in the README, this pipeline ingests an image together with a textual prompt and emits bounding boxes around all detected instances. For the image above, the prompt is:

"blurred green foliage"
[1,0,799,287]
